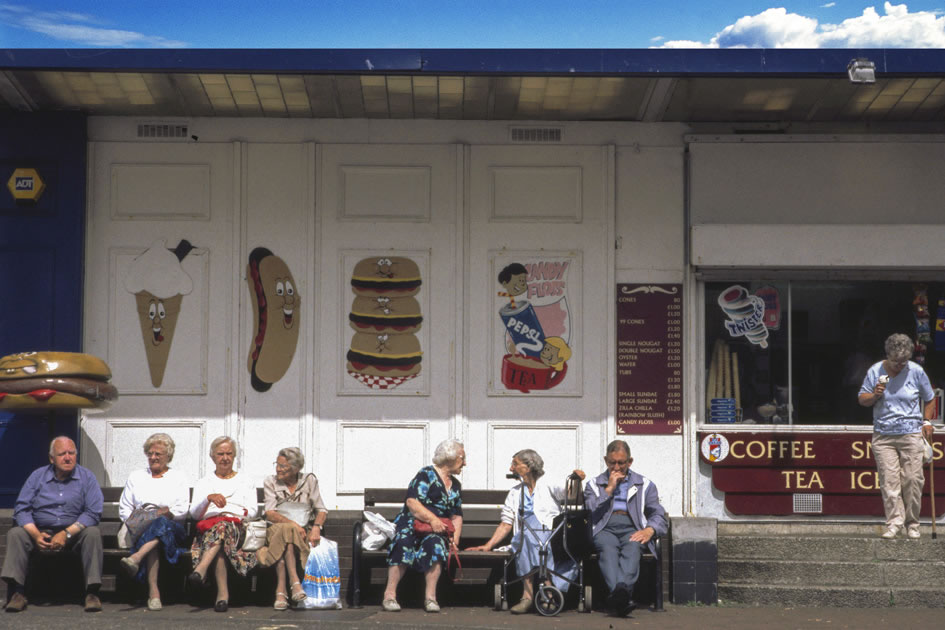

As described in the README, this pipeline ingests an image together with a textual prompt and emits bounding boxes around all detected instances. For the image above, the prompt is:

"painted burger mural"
[346,256,423,390]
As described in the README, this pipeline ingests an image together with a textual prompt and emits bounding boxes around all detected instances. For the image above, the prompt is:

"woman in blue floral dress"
[382,439,465,613]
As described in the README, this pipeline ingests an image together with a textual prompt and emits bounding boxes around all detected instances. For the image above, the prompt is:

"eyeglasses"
[273,462,292,471]
[605,459,629,467]
[146,451,167,457]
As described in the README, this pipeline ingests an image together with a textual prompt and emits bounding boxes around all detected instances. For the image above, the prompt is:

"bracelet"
[312,523,322,529]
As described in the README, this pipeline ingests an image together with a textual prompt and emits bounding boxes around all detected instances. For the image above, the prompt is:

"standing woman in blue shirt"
[859,333,937,539]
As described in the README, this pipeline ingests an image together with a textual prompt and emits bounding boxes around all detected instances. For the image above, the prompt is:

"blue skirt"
[511,513,577,592]
[128,517,188,583]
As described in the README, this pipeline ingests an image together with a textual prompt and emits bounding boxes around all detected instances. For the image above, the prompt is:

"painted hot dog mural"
[247,247,300,392]
[123,239,195,388]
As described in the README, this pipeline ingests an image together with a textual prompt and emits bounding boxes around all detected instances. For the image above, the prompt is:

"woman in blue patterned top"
[382,439,465,613]
[859,333,936,540]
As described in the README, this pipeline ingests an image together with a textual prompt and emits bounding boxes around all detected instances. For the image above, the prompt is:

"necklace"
[215,470,237,479]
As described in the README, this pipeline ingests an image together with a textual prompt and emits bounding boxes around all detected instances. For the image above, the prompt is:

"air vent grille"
[793,493,823,514]
[510,127,563,143]
[137,123,189,139]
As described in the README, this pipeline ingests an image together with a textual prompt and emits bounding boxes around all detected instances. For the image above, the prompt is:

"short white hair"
[143,432,175,461]
[49,436,76,457]
[884,333,914,362]
[432,439,464,466]
[209,435,238,457]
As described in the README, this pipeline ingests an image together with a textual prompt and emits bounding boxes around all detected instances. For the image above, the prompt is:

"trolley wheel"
[583,585,593,613]
[535,585,565,617]
[494,584,505,611]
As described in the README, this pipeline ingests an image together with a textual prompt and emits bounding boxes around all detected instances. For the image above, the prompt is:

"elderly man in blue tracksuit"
[584,439,667,617]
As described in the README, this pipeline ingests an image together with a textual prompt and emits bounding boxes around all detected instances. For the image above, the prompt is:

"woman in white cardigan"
[118,432,190,611]
[466,449,584,614]
[188,436,258,612]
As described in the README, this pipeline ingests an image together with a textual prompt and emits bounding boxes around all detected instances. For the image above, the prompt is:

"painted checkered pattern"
[347,371,418,390]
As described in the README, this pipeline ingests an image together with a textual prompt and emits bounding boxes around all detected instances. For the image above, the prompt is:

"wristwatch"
[65,529,73,540]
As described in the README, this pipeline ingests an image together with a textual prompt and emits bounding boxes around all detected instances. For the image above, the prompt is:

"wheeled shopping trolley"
[494,474,593,616]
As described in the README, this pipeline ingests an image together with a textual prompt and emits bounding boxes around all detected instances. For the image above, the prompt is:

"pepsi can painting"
[500,301,546,357]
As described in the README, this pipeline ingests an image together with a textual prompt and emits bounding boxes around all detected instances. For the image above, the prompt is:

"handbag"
[117,503,160,549]
[273,472,317,526]
[413,516,455,537]
[413,516,462,579]
[551,475,595,563]
[242,519,268,551]
[276,501,312,527]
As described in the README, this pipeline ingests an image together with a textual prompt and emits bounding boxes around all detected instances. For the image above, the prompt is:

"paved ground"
[2,599,943,630]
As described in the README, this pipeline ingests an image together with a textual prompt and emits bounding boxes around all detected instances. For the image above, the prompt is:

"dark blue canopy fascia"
[3,48,945,76]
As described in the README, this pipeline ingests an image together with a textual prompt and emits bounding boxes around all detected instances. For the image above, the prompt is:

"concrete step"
[719,583,945,608]
[719,534,945,562]
[720,558,945,587]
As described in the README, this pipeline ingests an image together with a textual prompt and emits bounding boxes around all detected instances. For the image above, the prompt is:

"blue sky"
[1,1,944,48]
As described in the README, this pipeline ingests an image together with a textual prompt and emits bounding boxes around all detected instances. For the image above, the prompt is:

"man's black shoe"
[608,584,631,617]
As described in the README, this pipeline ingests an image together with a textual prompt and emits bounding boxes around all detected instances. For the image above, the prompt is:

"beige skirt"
[258,521,309,567]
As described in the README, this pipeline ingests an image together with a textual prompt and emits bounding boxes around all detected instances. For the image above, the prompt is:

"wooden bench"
[350,487,664,612]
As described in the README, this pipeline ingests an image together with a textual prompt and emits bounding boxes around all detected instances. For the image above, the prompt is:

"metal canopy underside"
[3,48,945,124]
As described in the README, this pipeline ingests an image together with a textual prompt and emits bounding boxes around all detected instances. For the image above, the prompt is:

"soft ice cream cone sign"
[123,240,195,388]
[247,247,300,392]
[717,284,769,348]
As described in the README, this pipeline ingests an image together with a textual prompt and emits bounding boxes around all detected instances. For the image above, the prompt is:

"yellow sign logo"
[7,168,45,203]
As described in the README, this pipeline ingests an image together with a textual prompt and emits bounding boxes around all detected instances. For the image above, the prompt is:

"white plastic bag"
[298,537,342,609]
[361,510,396,550]
[923,436,934,465]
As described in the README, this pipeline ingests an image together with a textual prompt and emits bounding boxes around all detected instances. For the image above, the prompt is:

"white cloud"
[0,4,186,47]
[650,35,665,42]
[821,2,837,8]
[659,2,945,48]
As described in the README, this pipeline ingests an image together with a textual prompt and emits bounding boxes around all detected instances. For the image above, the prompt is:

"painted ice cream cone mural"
[496,258,572,393]
[247,247,300,392]
[717,285,769,348]
[123,240,195,388]
[346,256,423,390]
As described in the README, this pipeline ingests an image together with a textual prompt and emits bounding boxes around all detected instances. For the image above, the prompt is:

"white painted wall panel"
[689,140,945,225]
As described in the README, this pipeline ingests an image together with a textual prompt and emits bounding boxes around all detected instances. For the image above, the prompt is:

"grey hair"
[606,439,631,458]
[49,436,76,457]
[209,435,238,457]
[513,449,545,479]
[278,446,304,473]
[884,333,914,362]
[143,432,176,462]
[432,439,465,466]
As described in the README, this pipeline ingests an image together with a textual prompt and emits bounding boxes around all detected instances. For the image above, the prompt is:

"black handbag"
[551,475,595,563]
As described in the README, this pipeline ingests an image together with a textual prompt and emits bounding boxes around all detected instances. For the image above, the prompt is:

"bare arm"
[466,521,512,551]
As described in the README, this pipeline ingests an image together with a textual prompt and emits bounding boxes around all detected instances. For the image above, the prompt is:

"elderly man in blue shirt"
[2,436,104,613]
[584,439,667,617]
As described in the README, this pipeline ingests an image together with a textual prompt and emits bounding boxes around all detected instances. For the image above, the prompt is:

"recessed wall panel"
[110,163,211,220]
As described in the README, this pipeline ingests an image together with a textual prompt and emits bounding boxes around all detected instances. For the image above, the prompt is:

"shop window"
[704,280,945,426]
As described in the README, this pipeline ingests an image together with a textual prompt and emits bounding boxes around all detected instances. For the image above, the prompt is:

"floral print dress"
[386,465,462,572]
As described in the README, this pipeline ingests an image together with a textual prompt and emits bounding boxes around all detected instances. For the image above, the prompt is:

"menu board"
[616,284,683,435]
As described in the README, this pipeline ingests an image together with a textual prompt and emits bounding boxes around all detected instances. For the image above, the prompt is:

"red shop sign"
[698,431,945,517]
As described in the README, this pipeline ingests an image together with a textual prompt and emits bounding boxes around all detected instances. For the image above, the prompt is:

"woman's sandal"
[273,592,289,611]
[290,581,306,602]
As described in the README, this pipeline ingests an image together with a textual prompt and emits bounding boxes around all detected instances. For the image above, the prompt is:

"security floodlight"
[847,58,876,84]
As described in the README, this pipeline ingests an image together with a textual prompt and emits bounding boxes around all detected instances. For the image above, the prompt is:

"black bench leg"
[352,521,363,608]
[653,537,664,612]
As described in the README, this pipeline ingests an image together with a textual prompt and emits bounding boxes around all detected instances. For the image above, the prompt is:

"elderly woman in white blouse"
[117,433,190,611]
[188,436,259,613]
